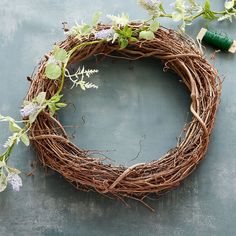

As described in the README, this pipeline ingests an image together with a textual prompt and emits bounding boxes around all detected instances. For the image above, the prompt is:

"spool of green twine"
[197,28,236,53]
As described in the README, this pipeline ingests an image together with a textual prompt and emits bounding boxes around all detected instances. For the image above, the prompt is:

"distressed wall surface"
[0,1,236,235]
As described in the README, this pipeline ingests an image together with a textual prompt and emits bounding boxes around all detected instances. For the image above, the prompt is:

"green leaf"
[139,30,155,40]
[0,114,14,123]
[20,133,30,146]
[56,103,67,108]
[92,11,102,26]
[225,0,234,9]
[45,63,62,80]
[130,37,138,42]
[67,23,92,38]
[9,121,21,133]
[29,111,39,124]
[107,13,129,26]
[203,10,215,20]
[36,92,46,105]
[204,0,211,11]
[149,20,160,32]
[48,104,56,116]
[80,24,92,35]
[53,46,68,63]
[116,25,132,38]
[159,3,165,13]
[50,94,63,103]
[0,174,7,192]
[122,25,132,37]
[203,0,216,20]
[119,38,129,49]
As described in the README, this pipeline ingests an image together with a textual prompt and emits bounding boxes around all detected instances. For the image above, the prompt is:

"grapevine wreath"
[5,0,236,208]
[27,23,221,203]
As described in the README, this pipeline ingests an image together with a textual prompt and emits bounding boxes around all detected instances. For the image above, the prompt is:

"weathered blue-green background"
[0,1,236,235]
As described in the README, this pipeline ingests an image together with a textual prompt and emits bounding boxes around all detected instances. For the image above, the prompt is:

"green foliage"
[117,25,132,38]
[149,20,160,32]
[139,30,155,40]
[66,11,104,39]
[0,113,29,191]
[35,91,46,105]
[66,22,92,39]
[119,38,129,49]
[137,20,160,40]
[22,92,66,119]
[0,92,66,172]
[9,121,21,133]
[0,115,29,147]
[139,0,235,31]
[45,46,69,80]
[0,115,21,133]
[52,46,68,63]
[115,25,138,49]
[202,0,216,20]
[47,94,67,116]
[107,13,129,26]
[45,63,62,80]
[20,133,30,146]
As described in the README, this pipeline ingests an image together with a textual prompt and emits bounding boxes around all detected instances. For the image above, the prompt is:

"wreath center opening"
[59,56,191,165]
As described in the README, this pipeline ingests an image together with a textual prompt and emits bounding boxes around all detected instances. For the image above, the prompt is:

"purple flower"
[94,28,115,40]
[139,0,161,12]
[20,103,38,118]
[143,0,160,7]
[169,2,175,9]
[144,0,155,6]
[7,174,22,192]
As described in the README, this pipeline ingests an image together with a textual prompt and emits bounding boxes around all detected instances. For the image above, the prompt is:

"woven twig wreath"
[26,25,221,204]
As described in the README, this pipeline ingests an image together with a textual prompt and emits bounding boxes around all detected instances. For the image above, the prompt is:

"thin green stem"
[191,11,204,20]
[212,10,228,15]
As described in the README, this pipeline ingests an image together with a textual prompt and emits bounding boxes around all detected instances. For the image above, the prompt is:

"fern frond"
[64,67,99,90]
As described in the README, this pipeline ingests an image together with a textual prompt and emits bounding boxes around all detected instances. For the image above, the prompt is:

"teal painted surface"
[0,1,236,235]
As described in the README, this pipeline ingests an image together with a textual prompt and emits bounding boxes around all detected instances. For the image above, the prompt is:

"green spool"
[203,30,233,51]
[197,28,236,53]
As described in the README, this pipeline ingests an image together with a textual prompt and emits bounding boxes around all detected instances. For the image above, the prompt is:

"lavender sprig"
[7,173,22,192]
[94,28,115,40]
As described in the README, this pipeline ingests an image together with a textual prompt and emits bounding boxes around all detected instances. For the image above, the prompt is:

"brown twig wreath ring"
[25,24,221,208]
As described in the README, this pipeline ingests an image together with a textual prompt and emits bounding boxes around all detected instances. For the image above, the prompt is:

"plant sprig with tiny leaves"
[138,0,236,32]
[0,92,66,191]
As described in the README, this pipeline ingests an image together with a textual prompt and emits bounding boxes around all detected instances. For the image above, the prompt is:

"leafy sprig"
[139,0,236,32]
[45,46,69,80]
[0,92,67,191]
